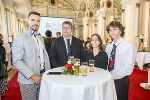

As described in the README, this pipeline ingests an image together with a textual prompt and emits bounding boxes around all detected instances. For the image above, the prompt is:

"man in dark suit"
[44,30,52,61]
[50,21,86,68]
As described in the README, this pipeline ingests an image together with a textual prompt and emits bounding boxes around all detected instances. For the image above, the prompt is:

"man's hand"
[31,74,41,84]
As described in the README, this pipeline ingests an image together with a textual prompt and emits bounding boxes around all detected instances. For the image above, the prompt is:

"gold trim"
[103,17,106,20]
[5,8,10,12]
[114,18,117,21]
[136,3,140,8]
[121,9,125,13]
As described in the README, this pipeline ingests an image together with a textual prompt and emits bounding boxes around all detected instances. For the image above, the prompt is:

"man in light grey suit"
[12,11,50,100]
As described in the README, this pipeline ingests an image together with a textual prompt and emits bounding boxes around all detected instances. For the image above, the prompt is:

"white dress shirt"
[106,38,137,80]
[32,34,44,70]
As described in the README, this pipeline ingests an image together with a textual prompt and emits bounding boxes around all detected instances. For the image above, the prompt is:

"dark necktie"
[67,39,71,57]
[108,44,117,72]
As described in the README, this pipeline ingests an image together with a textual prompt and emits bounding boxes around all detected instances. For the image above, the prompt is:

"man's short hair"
[56,32,61,35]
[62,21,72,29]
[45,30,52,37]
[106,21,125,37]
[28,11,40,17]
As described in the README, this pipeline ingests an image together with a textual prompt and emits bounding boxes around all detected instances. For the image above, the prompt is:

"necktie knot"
[67,39,70,43]
[113,44,116,49]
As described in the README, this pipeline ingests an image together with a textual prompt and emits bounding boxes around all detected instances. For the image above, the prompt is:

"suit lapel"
[60,37,68,57]
[70,37,75,56]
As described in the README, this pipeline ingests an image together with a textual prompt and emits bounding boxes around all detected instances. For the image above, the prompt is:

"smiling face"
[28,14,40,31]
[91,35,100,49]
[109,26,122,42]
[62,24,72,39]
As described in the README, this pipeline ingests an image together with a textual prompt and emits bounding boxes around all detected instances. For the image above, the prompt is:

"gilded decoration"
[89,11,93,17]
[136,3,140,8]
[101,1,105,9]
[106,1,112,8]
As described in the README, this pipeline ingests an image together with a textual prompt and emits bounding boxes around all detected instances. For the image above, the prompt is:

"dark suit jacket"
[44,38,52,61]
[50,36,86,68]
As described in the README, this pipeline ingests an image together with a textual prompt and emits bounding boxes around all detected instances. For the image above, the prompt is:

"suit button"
[39,56,40,58]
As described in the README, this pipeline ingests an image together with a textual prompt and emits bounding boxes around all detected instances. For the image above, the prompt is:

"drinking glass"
[81,62,88,76]
[89,60,94,72]
[74,58,80,76]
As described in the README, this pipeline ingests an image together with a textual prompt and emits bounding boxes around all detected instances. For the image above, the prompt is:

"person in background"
[0,34,11,69]
[0,39,7,100]
[44,30,52,62]
[50,21,86,68]
[139,34,144,51]
[56,32,61,38]
[12,11,50,100]
[84,37,91,51]
[106,21,137,100]
[87,34,108,70]
[84,37,90,47]
[79,36,84,43]
[0,34,9,97]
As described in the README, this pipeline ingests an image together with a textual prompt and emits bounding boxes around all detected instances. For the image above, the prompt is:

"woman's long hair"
[88,34,105,52]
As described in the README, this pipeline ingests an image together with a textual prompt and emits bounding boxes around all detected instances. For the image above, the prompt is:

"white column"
[122,0,140,49]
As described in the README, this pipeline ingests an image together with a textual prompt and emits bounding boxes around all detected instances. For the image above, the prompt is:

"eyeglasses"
[62,27,71,30]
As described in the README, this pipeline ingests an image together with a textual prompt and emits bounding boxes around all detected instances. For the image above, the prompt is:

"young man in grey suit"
[12,11,51,100]
[50,21,86,68]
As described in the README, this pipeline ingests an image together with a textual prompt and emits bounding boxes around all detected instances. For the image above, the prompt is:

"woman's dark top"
[87,51,108,70]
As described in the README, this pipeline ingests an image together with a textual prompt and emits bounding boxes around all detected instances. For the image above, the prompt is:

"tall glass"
[81,62,88,76]
[74,58,80,76]
[89,60,94,72]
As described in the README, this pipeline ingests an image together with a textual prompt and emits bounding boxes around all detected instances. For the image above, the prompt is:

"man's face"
[28,14,40,31]
[62,24,72,38]
[109,26,121,40]
[56,33,61,38]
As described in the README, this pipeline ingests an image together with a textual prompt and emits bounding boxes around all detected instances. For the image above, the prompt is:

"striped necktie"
[108,44,117,72]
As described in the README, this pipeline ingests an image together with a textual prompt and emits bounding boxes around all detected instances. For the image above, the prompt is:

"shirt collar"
[63,35,72,41]
[27,27,39,36]
[112,37,123,46]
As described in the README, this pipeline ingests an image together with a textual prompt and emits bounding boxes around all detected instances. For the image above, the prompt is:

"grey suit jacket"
[12,31,50,84]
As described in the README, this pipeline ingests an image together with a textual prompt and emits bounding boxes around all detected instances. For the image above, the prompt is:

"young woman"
[87,34,108,70]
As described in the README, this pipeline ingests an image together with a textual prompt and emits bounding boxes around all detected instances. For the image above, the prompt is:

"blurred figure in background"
[0,34,11,70]
[44,30,52,62]
[79,36,84,43]
[56,32,61,38]
[0,39,7,99]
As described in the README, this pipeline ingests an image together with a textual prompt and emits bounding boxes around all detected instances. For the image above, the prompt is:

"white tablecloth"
[136,52,150,69]
[39,67,117,100]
